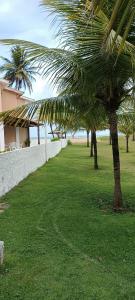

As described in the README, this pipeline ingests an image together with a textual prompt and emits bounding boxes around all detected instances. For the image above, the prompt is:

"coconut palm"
[54,102,106,169]
[129,94,135,141]
[0,46,37,93]
[119,114,134,152]
[119,94,135,142]
[80,106,107,169]
[0,0,135,210]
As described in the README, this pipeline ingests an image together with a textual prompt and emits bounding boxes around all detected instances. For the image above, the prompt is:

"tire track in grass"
[36,201,54,234]
[37,200,113,274]
[52,202,133,288]
[36,200,132,288]
[52,201,111,270]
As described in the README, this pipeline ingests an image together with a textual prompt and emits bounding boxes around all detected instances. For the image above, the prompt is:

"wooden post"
[45,123,48,161]
[27,127,30,147]
[37,125,40,145]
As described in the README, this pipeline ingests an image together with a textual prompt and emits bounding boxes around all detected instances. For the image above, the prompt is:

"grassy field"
[0,138,135,299]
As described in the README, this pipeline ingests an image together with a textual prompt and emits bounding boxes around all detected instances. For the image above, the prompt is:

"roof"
[0,79,9,86]
[0,79,23,95]
[3,116,43,128]
[0,79,34,102]
[21,96,34,103]
[3,86,23,96]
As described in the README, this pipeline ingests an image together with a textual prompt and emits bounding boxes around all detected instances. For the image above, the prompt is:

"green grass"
[0,138,135,299]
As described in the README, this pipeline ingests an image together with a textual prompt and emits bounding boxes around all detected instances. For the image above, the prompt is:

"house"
[0,79,40,151]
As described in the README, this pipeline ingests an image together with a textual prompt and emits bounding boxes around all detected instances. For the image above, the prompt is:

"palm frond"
[0,95,79,126]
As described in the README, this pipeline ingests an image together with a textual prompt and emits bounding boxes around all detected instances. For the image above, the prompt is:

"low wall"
[0,139,67,197]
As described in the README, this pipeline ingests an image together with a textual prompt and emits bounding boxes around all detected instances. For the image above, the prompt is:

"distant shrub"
[67,140,72,146]
[51,137,60,142]
[24,138,30,147]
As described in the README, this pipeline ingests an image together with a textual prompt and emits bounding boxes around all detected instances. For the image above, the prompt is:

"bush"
[24,138,30,147]
[67,139,72,146]
[51,137,60,142]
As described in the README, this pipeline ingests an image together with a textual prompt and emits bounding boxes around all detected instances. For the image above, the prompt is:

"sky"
[0,0,109,138]
[0,0,57,100]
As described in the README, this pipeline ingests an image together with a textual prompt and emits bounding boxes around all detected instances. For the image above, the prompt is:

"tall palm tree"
[0,46,37,93]
[80,106,107,169]
[61,103,106,169]
[0,0,135,210]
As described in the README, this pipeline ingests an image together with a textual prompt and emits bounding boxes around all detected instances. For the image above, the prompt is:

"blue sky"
[0,1,110,138]
[0,0,57,100]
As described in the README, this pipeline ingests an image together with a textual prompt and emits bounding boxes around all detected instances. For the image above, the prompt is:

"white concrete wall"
[0,139,67,197]
[15,127,20,148]
[0,124,5,152]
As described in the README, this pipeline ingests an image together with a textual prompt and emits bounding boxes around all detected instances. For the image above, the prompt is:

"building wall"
[4,126,16,146]
[0,85,3,112]
[0,81,32,150]
[4,126,28,148]
[0,140,67,197]
[19,127,28,147]
[0,87,4,151]
[1,89,29,111]
[1,90,20,111]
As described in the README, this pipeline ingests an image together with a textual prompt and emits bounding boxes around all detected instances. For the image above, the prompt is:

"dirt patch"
[70,138,86,144]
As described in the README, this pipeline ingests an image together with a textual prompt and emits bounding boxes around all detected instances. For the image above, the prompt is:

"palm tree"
[130,94,135,141]
[0,46,37,93]
[0,0,135,210]
[55,103,105,169]
[119,114,133,153]
[86,130,90,148]
[80,106,107,169]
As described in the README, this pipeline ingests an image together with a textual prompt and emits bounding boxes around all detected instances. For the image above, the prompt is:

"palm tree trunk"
[132,130,135,141]
[126,135,129,153]
[109,129,112,145]
[87,130,90,147]
[90,130,94,157]
[93,130,98,170]
[50,123,54,138]
[109,112,122,210]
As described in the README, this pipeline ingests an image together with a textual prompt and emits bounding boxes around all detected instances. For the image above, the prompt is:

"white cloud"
[0,0,18,15]
[0,2,11,14]
[26,76,55,100]
[33,77,47,96]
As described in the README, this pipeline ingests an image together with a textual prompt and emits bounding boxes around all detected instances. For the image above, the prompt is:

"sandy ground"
[70,138,87,144]
[69,137,104,144]
[30,137,104,145]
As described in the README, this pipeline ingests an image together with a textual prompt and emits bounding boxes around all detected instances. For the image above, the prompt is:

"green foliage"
[118,114,133,137]
[24,138,30,147]
[0,45,37,92]
[51,137,60,142]
[67,139,72,145]
[1,140,135,299]
[0,1,134,122]
[0,0,134,209]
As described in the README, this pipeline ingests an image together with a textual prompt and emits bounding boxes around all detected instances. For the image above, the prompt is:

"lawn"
[0,138,135,299]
